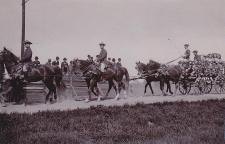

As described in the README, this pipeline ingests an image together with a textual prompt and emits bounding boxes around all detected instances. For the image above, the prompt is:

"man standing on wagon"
[182,44,190,61]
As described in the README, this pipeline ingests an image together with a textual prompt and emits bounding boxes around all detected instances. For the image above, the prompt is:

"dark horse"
[1,47,63,104]
[73,59,130,102]
[135,61,174,96]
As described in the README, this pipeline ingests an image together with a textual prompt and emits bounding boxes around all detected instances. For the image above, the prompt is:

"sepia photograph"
[0,0,225,143]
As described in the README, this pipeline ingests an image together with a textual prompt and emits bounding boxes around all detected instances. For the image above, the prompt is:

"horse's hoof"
[97,99,101,102]
[114,98,119,101]
[84,99,90,103]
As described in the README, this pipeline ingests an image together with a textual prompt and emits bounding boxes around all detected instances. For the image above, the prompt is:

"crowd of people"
[28,42,123,76]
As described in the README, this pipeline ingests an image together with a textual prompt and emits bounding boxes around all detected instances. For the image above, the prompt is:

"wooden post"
[21,0,25,58]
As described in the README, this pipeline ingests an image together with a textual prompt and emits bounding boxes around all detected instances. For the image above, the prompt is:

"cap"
[184,44,189,46]
[35,56,39,59]
[63,58,67,60]
[99,42,106,46]
[56,56,59,59]
[23,40,32,44]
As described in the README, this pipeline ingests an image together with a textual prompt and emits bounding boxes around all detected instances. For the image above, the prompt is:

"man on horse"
[19,40,33,82]
[182,44,190,61]
[96,42,109,72]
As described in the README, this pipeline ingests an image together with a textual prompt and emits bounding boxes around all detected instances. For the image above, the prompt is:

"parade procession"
[1,1,225,143]
[0,41,224,106]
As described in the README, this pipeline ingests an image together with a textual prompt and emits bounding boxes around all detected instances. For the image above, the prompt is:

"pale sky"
[0,0,224,75]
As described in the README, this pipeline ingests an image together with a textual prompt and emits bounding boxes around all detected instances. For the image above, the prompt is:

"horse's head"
[148,60,161,70]
[135,61,146,76]
[2,47,19,64]
[73,59,93,74]
[2,47,20,74]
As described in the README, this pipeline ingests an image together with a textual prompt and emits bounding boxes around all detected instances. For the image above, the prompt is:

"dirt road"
[1,93,224,114]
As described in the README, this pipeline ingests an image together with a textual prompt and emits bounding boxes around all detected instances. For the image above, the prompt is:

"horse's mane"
[3,47,20,62]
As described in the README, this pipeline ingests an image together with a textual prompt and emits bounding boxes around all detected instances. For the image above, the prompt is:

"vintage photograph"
[0,0,225,143]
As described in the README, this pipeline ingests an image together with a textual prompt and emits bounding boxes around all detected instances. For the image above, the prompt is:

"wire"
[168,39,182,56]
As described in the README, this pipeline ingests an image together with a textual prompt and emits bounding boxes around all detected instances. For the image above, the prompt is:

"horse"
[1,47,63,104]
[135,61,173,96]
[73,59,130,102]
[142,60,193,95]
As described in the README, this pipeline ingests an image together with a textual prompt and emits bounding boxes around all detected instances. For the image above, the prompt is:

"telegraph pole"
[21,0,25,58]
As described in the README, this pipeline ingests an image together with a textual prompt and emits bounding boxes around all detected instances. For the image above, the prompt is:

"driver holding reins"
[19,40,33,82]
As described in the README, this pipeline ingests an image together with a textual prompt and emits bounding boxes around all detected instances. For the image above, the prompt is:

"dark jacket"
[97,48,107,63]
[117,62,122,67]
[52,61,59,66]
[20,47,32,63]
[61,62,68,69]
[194,54,201,61]
[33,60,40,65]
[183,49,190,60]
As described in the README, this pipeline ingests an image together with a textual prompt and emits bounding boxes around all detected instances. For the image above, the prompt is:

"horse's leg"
[84,79,91,103]
[173,80,179,96]
[144,80,148,94]
[105,79,113,97]
[149,82,154,95]
[115,82,122,100]
[112,81,118,96]
[43,81,52,104]
[94,82,102,102]
[165,80,173,95]
[121,81,127,99]
[159,77,166,96]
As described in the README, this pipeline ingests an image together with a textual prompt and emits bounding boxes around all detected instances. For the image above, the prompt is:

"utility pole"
[21,0,25,58]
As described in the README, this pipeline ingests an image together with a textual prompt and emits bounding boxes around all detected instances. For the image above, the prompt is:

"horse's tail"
[54,66,63,88]
[124,67,130,88]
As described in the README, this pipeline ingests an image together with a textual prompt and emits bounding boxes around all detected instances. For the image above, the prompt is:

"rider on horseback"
[96,42,112,71]
[19,40,33,82]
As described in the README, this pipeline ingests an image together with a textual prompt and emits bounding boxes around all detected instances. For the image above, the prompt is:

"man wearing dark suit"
[61,58,69,75]
[52,56,60,66]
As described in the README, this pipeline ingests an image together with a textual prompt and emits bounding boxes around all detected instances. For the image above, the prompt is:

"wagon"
[178,76,211,95]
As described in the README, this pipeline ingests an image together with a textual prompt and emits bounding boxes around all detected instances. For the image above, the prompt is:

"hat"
[184,44,189,46]
[63,58,67,60]
[99,42,106,46]
[87,55,90,57]
[108,57,111,60]
[112,58,115,62]
[48,59,51,61]
[118,58,121,61]
[96,55,99,57]
[193,50,198,53]
[35,56,39,59]
[23,40,32,44]
[56,56,59,59]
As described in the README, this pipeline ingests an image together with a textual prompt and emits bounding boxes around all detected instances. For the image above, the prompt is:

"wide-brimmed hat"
[24,40,32,44]
[184,44,189,46]
[63,58,67,60]
[35,56,39,59]
[99,42,106,46]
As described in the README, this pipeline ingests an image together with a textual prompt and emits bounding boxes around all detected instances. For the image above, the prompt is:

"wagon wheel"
[214,74,225,94]
[194,78,206,95]
[179,81,191,95]
[202,77,212,93]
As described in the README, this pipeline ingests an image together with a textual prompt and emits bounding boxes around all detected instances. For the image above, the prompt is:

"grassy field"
[1,99,225,144]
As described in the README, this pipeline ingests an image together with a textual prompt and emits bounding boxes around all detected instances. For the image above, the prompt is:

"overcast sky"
[0,0,224,75]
